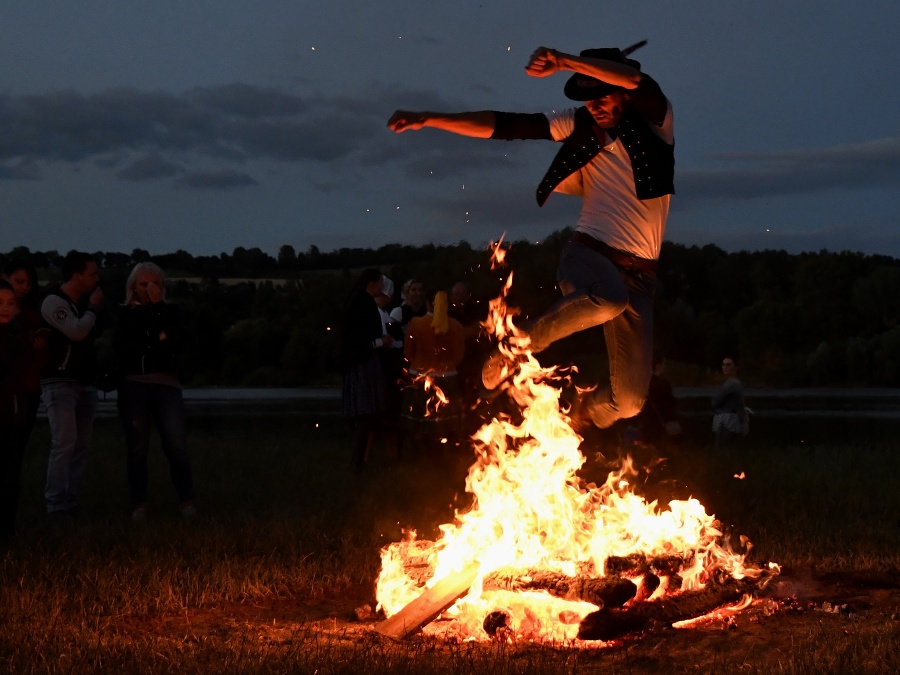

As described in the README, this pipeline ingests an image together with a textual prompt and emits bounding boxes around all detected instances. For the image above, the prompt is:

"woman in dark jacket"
[2,259,47,446]
[340,269,394,471]
[0,280,31,541]
[115,263,195,522]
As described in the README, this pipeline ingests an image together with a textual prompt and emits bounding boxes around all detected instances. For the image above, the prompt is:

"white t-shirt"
[545,101,674,260]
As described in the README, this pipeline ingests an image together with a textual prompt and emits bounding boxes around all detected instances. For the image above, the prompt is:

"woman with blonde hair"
[114,262,195,521]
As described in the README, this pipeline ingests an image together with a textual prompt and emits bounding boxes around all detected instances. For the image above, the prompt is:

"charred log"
[577,577,752,641]
[604,554,687,577]
[483,568,637,609]
[633,573,661,602]
[483,610,512,637]
[385,539,436,588]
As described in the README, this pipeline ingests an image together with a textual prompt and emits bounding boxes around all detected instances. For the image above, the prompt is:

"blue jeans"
[526,239,657,429]
[43,382,98,513]
[117,380,193,508]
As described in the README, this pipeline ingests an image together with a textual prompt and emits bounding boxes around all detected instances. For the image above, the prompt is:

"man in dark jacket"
[40,251,104,515]
[387,42,674,431]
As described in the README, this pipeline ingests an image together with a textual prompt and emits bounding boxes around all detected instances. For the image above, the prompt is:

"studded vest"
[536,106,674,206]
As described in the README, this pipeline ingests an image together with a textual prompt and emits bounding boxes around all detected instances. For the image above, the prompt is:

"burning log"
[375,563,480,638]
[577,577,753,641]
[392,539,436,587]
[482,610,511,637]
[483,568,637,609]
[604,554,687,577]
[633,573,661,602]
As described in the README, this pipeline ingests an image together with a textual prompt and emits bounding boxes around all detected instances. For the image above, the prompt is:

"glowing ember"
[375,241,777,642]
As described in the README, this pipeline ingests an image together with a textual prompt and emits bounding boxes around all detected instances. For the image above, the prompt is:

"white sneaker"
[131,506,148,523]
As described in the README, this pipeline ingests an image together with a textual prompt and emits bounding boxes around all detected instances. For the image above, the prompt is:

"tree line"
[5,231,900,388]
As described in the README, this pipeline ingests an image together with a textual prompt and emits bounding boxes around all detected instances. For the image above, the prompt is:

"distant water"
[78,386,900,421]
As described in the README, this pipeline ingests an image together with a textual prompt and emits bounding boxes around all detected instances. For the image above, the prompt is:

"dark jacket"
[339,291,383,372]
[0,319,30,426]
[16,303,49,393]
[114,302,185,378]
[40,288,102,385]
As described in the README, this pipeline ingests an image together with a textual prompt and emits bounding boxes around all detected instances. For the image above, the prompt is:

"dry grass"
[2,410,900,673]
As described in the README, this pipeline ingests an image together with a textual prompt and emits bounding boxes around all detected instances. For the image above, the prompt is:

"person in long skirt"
[340,269,395,472]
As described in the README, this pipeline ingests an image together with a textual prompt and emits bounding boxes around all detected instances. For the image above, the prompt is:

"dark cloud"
[0,159,42,181]
[676,136,900,208]
[190,83,306,118]
[0,84,384,172]
[0,88,211,161]
[390,143,523,178]
[176,169,258,190]
[116,153,182,181]
[0,81,527,188]
[232,113,372,162]
[408,179,578,230]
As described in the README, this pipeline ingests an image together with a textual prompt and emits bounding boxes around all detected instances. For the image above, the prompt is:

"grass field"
[2,407,900,674]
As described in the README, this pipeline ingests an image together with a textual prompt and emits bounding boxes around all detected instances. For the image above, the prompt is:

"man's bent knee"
[587,284,628,316]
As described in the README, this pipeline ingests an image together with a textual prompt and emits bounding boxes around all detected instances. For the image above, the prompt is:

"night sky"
[1,1,898,257]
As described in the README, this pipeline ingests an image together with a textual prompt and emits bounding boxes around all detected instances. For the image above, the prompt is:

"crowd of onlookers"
[338,270,489,472]
[0,252,195,543]
[0,254,495,539]
[335,268,751,471]
[0,253,747,539]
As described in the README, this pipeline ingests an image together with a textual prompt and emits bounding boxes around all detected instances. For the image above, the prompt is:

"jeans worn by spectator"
[117,379,193,508]
[43,382,98,513]
[526,239,656,429]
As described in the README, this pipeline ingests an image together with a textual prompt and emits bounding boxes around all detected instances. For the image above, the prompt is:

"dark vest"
[536,106,674,206]
[41,289,99,384]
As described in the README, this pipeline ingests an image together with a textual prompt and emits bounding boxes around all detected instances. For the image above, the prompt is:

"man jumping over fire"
[387,42,674,431]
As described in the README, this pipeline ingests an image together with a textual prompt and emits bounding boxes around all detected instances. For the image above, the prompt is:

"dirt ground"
[127,569,900,673]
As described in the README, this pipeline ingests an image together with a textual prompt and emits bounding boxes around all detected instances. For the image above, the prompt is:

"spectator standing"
[711,356,745,449]
[390,279,427,338]
[372,275,405,461]
[448,280,489,420]
[0,280,32,540]
[40,251,104,516]
[401,291,466,451]
[631,355,681,449]
[340,269,395,472]
[114,263,195,522]
[2,259,48,458]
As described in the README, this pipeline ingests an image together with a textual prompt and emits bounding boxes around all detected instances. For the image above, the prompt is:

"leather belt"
[571,231,658,274]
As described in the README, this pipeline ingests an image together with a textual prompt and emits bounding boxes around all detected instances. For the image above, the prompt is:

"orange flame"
[420,375,449,417]
[376,248,777,642]
[488,235,508,269]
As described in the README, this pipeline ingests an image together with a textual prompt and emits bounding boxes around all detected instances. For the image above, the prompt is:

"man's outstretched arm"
[526,47,642,89]
[387,110,496,138]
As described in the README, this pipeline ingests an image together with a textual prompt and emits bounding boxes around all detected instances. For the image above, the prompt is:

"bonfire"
[374,242,779,643]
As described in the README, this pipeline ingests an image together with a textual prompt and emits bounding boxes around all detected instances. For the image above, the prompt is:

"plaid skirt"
[342,352,388,418]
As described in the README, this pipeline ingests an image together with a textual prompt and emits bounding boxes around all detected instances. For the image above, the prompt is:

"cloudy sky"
[1,1,898,257]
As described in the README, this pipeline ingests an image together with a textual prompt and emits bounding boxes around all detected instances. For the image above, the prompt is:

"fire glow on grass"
[376,240,776,642]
